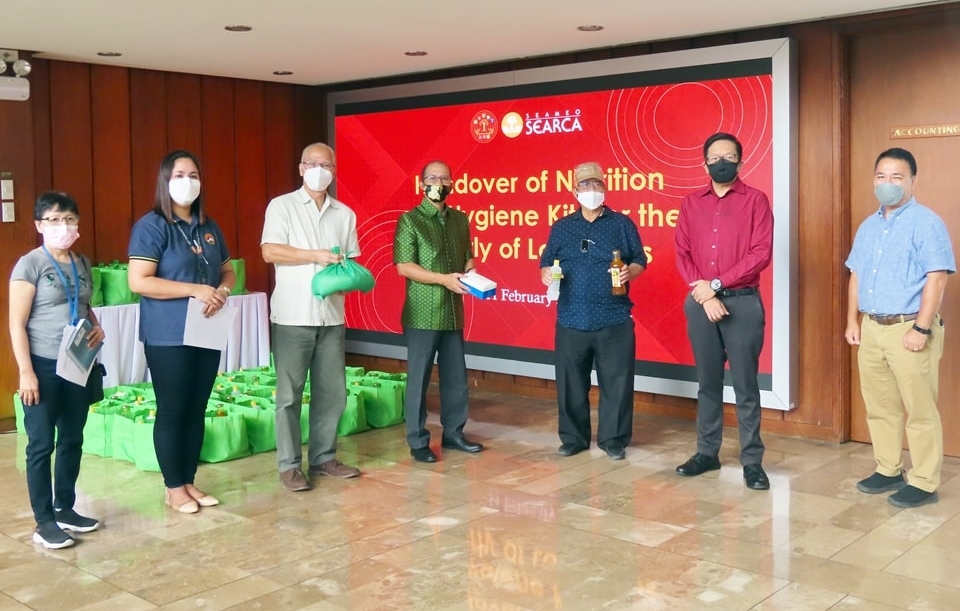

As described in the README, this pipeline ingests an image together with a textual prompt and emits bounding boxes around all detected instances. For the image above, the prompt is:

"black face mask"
[707,159,739,184]
[425,184,452,203]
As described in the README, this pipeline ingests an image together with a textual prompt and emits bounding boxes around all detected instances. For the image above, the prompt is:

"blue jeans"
[23,354,90,525]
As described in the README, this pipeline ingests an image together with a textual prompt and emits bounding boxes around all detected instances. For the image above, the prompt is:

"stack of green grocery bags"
[11,364,406,472]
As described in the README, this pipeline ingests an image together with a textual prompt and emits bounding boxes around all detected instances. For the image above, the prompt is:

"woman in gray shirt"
[9,192,106,549]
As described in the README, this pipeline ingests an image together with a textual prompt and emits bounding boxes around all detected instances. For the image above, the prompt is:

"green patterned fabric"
[393,198,473,330]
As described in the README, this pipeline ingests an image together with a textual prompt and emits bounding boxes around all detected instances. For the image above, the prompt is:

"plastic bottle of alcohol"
[611,250,626,295]
[546,260,562,302]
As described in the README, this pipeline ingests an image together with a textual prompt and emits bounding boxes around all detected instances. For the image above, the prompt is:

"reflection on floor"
[2,390,959,611]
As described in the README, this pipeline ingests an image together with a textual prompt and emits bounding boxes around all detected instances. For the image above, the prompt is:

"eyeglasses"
[706,154,740,165]
[40,215,79,225]
[300,161,335,170]
[577,180,605,191]
[423,174,452,185]
[580,239,595,253]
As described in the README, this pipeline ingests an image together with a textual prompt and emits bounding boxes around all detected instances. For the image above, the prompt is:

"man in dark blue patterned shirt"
[539,161,646,460]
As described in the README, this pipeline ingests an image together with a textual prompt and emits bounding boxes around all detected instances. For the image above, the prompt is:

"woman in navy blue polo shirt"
[128,150,235,514]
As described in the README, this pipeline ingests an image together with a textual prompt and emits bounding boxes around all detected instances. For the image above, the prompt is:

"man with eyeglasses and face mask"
[845,147,954,508]
[394,160,484,463]
[539,161,646,461]
[261,142,361,491]
[674,132,773,491]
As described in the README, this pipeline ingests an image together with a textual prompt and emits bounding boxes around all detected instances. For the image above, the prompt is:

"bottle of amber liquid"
[611,249,626,295]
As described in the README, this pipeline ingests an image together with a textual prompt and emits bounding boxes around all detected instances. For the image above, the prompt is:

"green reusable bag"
[337,389,369,437]
[132,417,160,472]
[310,247,375,299]
[82,401,122,457]
[350,379,404,428]
[13,392,25,434]
[227,396,277,454]
[230,258,246,295]
[300,392,311,444]
[345,366,366,377]
[200,408,250,463]
[99,261,139,305]
[365,371,407,382]
[89,266,104,307]
[111,410,137,463]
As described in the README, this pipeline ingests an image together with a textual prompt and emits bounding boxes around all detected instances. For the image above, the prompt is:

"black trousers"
[144,345,220,488]
[684,292,765,465]
[403,328,469,449]
[555,319,635,450]
[23,354,90,525]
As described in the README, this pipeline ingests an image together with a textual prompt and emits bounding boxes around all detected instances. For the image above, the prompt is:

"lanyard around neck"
[41,245,81,325]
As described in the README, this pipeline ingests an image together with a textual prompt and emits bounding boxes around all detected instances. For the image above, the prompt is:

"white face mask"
[169,177,201,206]
[304,166,333,192]
[576,191,604,210]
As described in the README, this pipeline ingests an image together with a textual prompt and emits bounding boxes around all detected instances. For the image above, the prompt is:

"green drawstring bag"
[99,261,139,305]
[132,417,160,472]
[230,259,246,295]
[82,401,123,457]
[311,247,375,299]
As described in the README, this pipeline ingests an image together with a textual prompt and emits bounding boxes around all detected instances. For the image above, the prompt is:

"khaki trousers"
[857,316,944,492]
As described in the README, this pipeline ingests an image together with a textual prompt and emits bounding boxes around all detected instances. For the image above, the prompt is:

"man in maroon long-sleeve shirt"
[674,132,774,491]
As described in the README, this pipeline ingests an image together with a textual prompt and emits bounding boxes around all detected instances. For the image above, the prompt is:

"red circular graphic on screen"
[471,110,499,143]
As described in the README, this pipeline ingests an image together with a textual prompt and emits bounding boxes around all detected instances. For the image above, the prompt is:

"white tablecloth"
[93,292,270,387]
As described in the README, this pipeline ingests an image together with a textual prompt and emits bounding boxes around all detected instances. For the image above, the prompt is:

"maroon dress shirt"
[675,178,773,289]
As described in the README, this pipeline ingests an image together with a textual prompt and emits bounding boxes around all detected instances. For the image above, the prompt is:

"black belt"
[868,313,917,325]
[716,287,758,298]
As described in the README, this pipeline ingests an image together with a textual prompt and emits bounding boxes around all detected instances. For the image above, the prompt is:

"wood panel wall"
[0,61,322,422]
[2,3,957,441]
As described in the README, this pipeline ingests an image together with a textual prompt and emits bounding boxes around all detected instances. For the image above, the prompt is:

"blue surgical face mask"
[875,182,904,207]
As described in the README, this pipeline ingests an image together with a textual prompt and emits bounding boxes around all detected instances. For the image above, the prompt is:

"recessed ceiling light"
[97,51,122,57]
[224,25,252,32]
[577,25,604,32]
[273,70,293,76]
[404,51,428,57]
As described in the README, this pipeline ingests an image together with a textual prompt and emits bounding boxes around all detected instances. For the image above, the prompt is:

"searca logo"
[496,109,585,140]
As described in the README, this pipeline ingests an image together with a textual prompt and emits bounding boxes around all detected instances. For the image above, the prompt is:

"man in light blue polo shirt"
[845,147,955,508]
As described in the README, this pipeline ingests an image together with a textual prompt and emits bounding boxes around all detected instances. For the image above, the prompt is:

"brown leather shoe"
[280,468,311,492]
[310,459,360,479]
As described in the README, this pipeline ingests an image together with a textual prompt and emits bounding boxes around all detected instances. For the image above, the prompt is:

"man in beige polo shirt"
[261,142,361,491]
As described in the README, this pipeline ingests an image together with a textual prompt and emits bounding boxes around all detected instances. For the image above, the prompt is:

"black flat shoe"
[743,464,770,490]
[557,442,588,457]
[602,445,626,460]
[441,436,483,453]
[410,446,438,463]
[675,453,721,476]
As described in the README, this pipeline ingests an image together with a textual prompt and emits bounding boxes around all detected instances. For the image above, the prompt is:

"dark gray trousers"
[404,328,469,449]
[684,292,765,465]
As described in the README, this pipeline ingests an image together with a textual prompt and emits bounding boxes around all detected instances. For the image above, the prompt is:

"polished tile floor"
[2,391,959,611]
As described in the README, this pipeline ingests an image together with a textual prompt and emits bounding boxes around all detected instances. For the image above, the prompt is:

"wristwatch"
[710,278,722,292]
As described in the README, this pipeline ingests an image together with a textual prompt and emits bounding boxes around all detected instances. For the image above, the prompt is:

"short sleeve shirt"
[846,199,955,314]
[261,188,360,327]
[394,198,473,330]
[10,248,93,359]
[539,207,646,331]
[129,211,231,346]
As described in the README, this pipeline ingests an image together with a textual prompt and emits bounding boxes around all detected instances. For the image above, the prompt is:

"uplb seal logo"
[471,110,498,143]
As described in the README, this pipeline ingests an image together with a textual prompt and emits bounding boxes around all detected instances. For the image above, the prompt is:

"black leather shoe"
[557,442,588,457]
[441,436,483,453]
[602,445,626,460]
[410,446,438,463]
[675,453,721,476]
[743,464,770,490]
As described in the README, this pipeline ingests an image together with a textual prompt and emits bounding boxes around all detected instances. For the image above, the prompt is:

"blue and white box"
[459,272,497,299]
